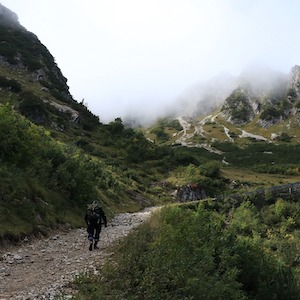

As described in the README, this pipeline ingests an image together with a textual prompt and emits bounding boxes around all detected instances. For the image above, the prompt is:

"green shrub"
[200,161,221,178]
[75,204,300,299]
[260,105,281,121]
[0,104,149,238]
[0,75,22,92]
[227,201,263,236]
[17,91,49,123]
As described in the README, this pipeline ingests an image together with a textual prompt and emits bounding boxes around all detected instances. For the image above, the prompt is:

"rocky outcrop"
[45,100,79,122]
[220,66,300,128]
[221,88,257,125]
[287,65,300,99]
[176,184,207,202]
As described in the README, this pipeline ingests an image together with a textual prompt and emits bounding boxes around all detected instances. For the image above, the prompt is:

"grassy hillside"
[144,107,300,191]
[74,198,300,299]
[0,16,177,242]
[0,104,156,240]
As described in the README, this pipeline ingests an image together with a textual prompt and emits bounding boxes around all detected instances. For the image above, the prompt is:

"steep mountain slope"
[0,4,174,241]
[0,4,160,163]
[0,4,95,133]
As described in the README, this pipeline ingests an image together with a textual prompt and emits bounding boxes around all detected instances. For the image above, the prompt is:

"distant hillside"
[220,66,299,127]
[144,64,300,195]
[146,64,300,146]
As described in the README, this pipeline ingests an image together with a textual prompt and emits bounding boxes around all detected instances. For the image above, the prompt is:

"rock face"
[220,88,257,125]
[220,66,300,127]
[176,184,207,202]
[0,3,72,103]
[288,65,300,98]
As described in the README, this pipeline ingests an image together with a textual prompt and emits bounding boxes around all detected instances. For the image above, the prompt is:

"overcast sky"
[1,0,300,123]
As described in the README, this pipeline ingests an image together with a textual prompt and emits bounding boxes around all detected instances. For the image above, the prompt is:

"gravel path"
[0,207,156,300]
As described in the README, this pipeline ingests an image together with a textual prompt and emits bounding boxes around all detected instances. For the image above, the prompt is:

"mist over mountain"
[219,65,300,127]
[0,1,300,133]
[126,64,293,127]
[237,65,288,99]
[0,3,19,28]
[173,72,238,119]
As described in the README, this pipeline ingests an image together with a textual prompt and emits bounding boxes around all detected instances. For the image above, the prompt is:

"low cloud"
[2,0,300,125]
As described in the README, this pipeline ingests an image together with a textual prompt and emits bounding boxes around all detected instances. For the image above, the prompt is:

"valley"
[1,3,300,298]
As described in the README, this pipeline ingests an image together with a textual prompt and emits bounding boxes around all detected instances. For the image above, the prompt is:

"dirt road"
[0,208,155,300]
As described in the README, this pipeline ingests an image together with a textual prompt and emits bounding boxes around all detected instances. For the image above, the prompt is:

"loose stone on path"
[0,207,156,299]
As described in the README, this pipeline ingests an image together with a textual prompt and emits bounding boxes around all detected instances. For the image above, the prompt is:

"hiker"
[85,200,107,251]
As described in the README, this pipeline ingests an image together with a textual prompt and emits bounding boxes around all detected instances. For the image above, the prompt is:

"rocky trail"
[175,115,269,156]
[0,208,156,300]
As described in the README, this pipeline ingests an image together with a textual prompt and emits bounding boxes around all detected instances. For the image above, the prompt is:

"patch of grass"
[221,167,300,188]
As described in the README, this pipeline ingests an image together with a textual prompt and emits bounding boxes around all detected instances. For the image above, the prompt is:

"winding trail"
[0,207,156,300]
[175,116,223,154]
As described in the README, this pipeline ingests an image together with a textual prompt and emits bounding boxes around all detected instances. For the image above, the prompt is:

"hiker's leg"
[94,224,101,249]
[87,225,94,251]
[87,225,94,242]
[94,224,101,241]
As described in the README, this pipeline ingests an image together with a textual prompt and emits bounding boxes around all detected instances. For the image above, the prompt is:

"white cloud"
[1,0,300,123]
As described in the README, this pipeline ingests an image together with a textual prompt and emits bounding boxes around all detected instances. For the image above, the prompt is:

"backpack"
[86,206,100,222]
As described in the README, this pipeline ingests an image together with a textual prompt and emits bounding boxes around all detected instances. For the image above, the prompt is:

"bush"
[0,104,145,238]
[75,204,300,299]
[200,161,221,178]
[260,105,281,121]
[0,75,22,92]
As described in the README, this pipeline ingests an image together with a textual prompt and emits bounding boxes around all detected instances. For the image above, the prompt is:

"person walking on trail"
[85,200,107,251]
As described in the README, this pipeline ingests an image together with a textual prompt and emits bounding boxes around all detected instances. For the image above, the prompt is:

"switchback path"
[0,207,156,300]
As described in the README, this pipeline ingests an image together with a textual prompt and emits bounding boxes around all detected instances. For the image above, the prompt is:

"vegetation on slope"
[74,197,300,299]
[0,23,70,101]
[0,19,184,242]
[0,104,169,241]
